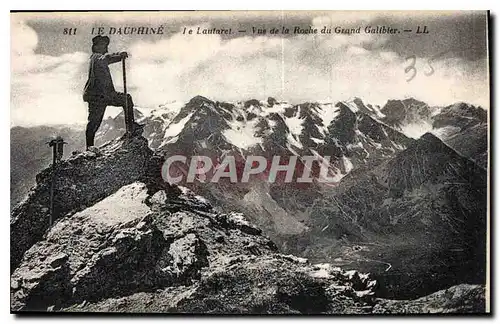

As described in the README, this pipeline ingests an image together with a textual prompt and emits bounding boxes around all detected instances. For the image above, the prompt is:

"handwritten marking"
[404,55,417,82]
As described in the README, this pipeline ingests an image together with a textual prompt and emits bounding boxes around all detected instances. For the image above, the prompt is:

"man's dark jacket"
[83,52,123,102]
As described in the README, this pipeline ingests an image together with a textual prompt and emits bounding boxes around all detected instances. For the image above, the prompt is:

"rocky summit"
[10,134,486,314]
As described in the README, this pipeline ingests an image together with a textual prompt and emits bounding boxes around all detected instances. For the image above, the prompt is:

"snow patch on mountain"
[283,109,304,137]
[161,112,194,145]
[430,106,443,117]
[317,103,340,135]
[311,137,325,144]
[431,125,462,139]
[342,156,354,173]
[342,100,359,113]
[223,117,263,150]
[149,102,184,123]
[370,104,386,119]
[266,102,292,114]
[399,122,433,139]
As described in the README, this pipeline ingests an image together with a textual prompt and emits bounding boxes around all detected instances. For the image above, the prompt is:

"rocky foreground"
[10,135,486,314]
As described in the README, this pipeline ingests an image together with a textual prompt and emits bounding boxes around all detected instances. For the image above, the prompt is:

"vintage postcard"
[10,11,490,314]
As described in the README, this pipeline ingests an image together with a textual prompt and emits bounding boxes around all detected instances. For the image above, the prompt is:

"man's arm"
[95,52,127,64]
[104,52,124,64]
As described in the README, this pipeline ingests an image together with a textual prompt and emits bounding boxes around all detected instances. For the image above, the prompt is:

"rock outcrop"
[10,179,379,313]
[11,136,153,270]
[373,284,486,314]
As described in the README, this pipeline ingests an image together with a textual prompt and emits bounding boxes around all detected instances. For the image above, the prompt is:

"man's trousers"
[85,91,134,148]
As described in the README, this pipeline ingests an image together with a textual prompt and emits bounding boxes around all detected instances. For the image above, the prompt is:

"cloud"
[10,16,489,127]
[11,18,38,58]
[311,10,474,27]
[11,18,89,126]
[126,22,488,109]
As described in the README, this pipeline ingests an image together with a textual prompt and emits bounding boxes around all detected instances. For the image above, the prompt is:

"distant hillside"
[10,126,85,208]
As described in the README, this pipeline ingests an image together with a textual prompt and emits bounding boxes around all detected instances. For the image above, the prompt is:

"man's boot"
[132,122,145,136]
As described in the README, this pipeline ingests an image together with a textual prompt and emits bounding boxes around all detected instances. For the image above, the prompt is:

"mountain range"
[11,96,488,304]
[10,134,486,313]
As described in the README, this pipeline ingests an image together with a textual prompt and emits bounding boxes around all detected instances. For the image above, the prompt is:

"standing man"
[83,35,142,150]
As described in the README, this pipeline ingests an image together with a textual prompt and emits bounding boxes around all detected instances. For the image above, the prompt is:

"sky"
[11,11,489,126]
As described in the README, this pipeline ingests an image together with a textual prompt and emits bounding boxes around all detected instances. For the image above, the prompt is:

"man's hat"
[92,35,110,46]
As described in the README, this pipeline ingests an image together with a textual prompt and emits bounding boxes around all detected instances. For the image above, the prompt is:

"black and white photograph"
[10,10,490,314]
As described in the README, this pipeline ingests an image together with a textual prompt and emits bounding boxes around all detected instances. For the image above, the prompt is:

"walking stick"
[47,136,66,226]
[122,57,132,135]
[49,143,56,226]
